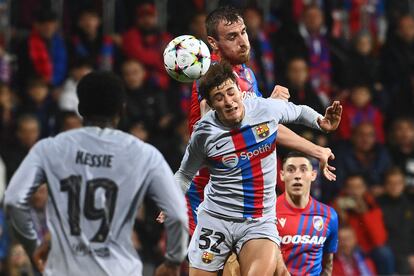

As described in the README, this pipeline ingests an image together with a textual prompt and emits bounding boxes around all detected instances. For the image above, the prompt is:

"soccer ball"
[163,35,211,83]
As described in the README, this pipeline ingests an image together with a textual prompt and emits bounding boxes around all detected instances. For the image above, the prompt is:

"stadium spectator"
[243,5,276,94]
[58,59,92,113]
[388,117,414,191]
[381,14,414,119]
[0,83,17,146]
[17,79,57,138]
[332,225,376,276]
[120,59,172,136]
[0,44,12,85]
[1,114,40,181]
[4,72,188,275]
[68,7,115,71]
[57,111,82,132]
[282,56,325,114]
[188,12,208,44]
[122,2,172,90]
[334,122,392,197]
[337,84,385,143]
[334,174,394,274]
[343,32,385,108]
[277,151,338,275]
[377,167,414,274]
[274,4,335,106]
[16,9,67,91]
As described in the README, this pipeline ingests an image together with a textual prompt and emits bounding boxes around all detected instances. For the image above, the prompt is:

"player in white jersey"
[176,62,342,275]
[4,72,188,276]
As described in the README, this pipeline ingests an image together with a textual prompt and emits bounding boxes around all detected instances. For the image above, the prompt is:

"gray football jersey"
[5,127,188,276]
[177,97,322,219]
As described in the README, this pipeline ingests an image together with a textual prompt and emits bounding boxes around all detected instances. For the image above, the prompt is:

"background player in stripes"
[277,151,339,276]
[4,72,188,276]
[176,62,341,275]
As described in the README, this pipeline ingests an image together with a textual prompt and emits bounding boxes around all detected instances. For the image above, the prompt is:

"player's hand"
[154,262,180,276]
[156,211,165,224]
[318,147,336,181]
[270,85,290,101]
[32,239,50,273]
[317,101,342,132]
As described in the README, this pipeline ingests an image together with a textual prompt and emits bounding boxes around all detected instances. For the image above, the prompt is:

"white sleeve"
[265,98,324,130]
[175,127,207,193]
[144,147,189,264]
[4,141,47,255]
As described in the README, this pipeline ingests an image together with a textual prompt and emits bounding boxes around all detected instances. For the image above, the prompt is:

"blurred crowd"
[0,0,413,275]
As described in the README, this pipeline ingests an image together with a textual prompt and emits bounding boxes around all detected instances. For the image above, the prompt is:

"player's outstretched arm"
[277,125,336,181]
[317,101,342,132]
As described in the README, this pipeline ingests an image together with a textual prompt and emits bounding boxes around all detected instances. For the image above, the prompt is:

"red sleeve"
[361,207,388,247]
[188,82,201,134]
[122,29,164,69]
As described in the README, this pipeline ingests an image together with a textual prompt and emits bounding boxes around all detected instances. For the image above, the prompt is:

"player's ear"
[280,170,285,181]
[311,169,317,181]
[207,36,218,52]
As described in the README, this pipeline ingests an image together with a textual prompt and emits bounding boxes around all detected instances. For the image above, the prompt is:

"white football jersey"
[5,127,188,276]
[177,98,322,219]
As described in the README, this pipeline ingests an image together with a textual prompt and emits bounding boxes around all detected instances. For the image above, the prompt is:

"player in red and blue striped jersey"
[277,151,338,276]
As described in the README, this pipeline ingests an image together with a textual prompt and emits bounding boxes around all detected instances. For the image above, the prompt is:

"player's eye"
[287,167,295,173]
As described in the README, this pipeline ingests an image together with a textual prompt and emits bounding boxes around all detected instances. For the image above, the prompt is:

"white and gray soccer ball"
[163,35,211,83]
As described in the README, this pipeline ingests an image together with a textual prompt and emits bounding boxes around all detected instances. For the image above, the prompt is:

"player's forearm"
[163,209,189,264]
[5,205,39,257]
[321,253,333,276]
[277,125,325,159]
[295,105,323,131]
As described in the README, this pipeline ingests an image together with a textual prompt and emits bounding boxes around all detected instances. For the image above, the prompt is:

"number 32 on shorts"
[198,228,225,253]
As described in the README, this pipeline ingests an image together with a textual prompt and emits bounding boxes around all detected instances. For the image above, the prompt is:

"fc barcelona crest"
[202,251,215,264]
[255,123,270,138]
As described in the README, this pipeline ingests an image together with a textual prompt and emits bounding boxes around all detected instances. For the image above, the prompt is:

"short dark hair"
[282,151,313,166]
[205,6,243,40]
[77,71,125,119]
[198,62,236,101]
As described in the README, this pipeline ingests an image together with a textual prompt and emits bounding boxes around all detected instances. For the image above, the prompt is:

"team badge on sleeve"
[255,123,269,138]
[202,251,215,264]
[312,216,324,231]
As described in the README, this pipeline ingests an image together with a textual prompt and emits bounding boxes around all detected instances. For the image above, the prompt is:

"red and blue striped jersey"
[276,193,338,276]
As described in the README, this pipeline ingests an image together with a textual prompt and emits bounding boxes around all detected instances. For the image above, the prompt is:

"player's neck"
[83,116,118,129]
[286,193,310,209]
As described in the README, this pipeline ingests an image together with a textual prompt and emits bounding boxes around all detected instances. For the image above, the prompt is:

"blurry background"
[0,0,413,275]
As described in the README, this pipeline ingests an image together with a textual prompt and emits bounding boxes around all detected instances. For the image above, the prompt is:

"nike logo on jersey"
[215,140,229,150]
[278,218,286,228]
